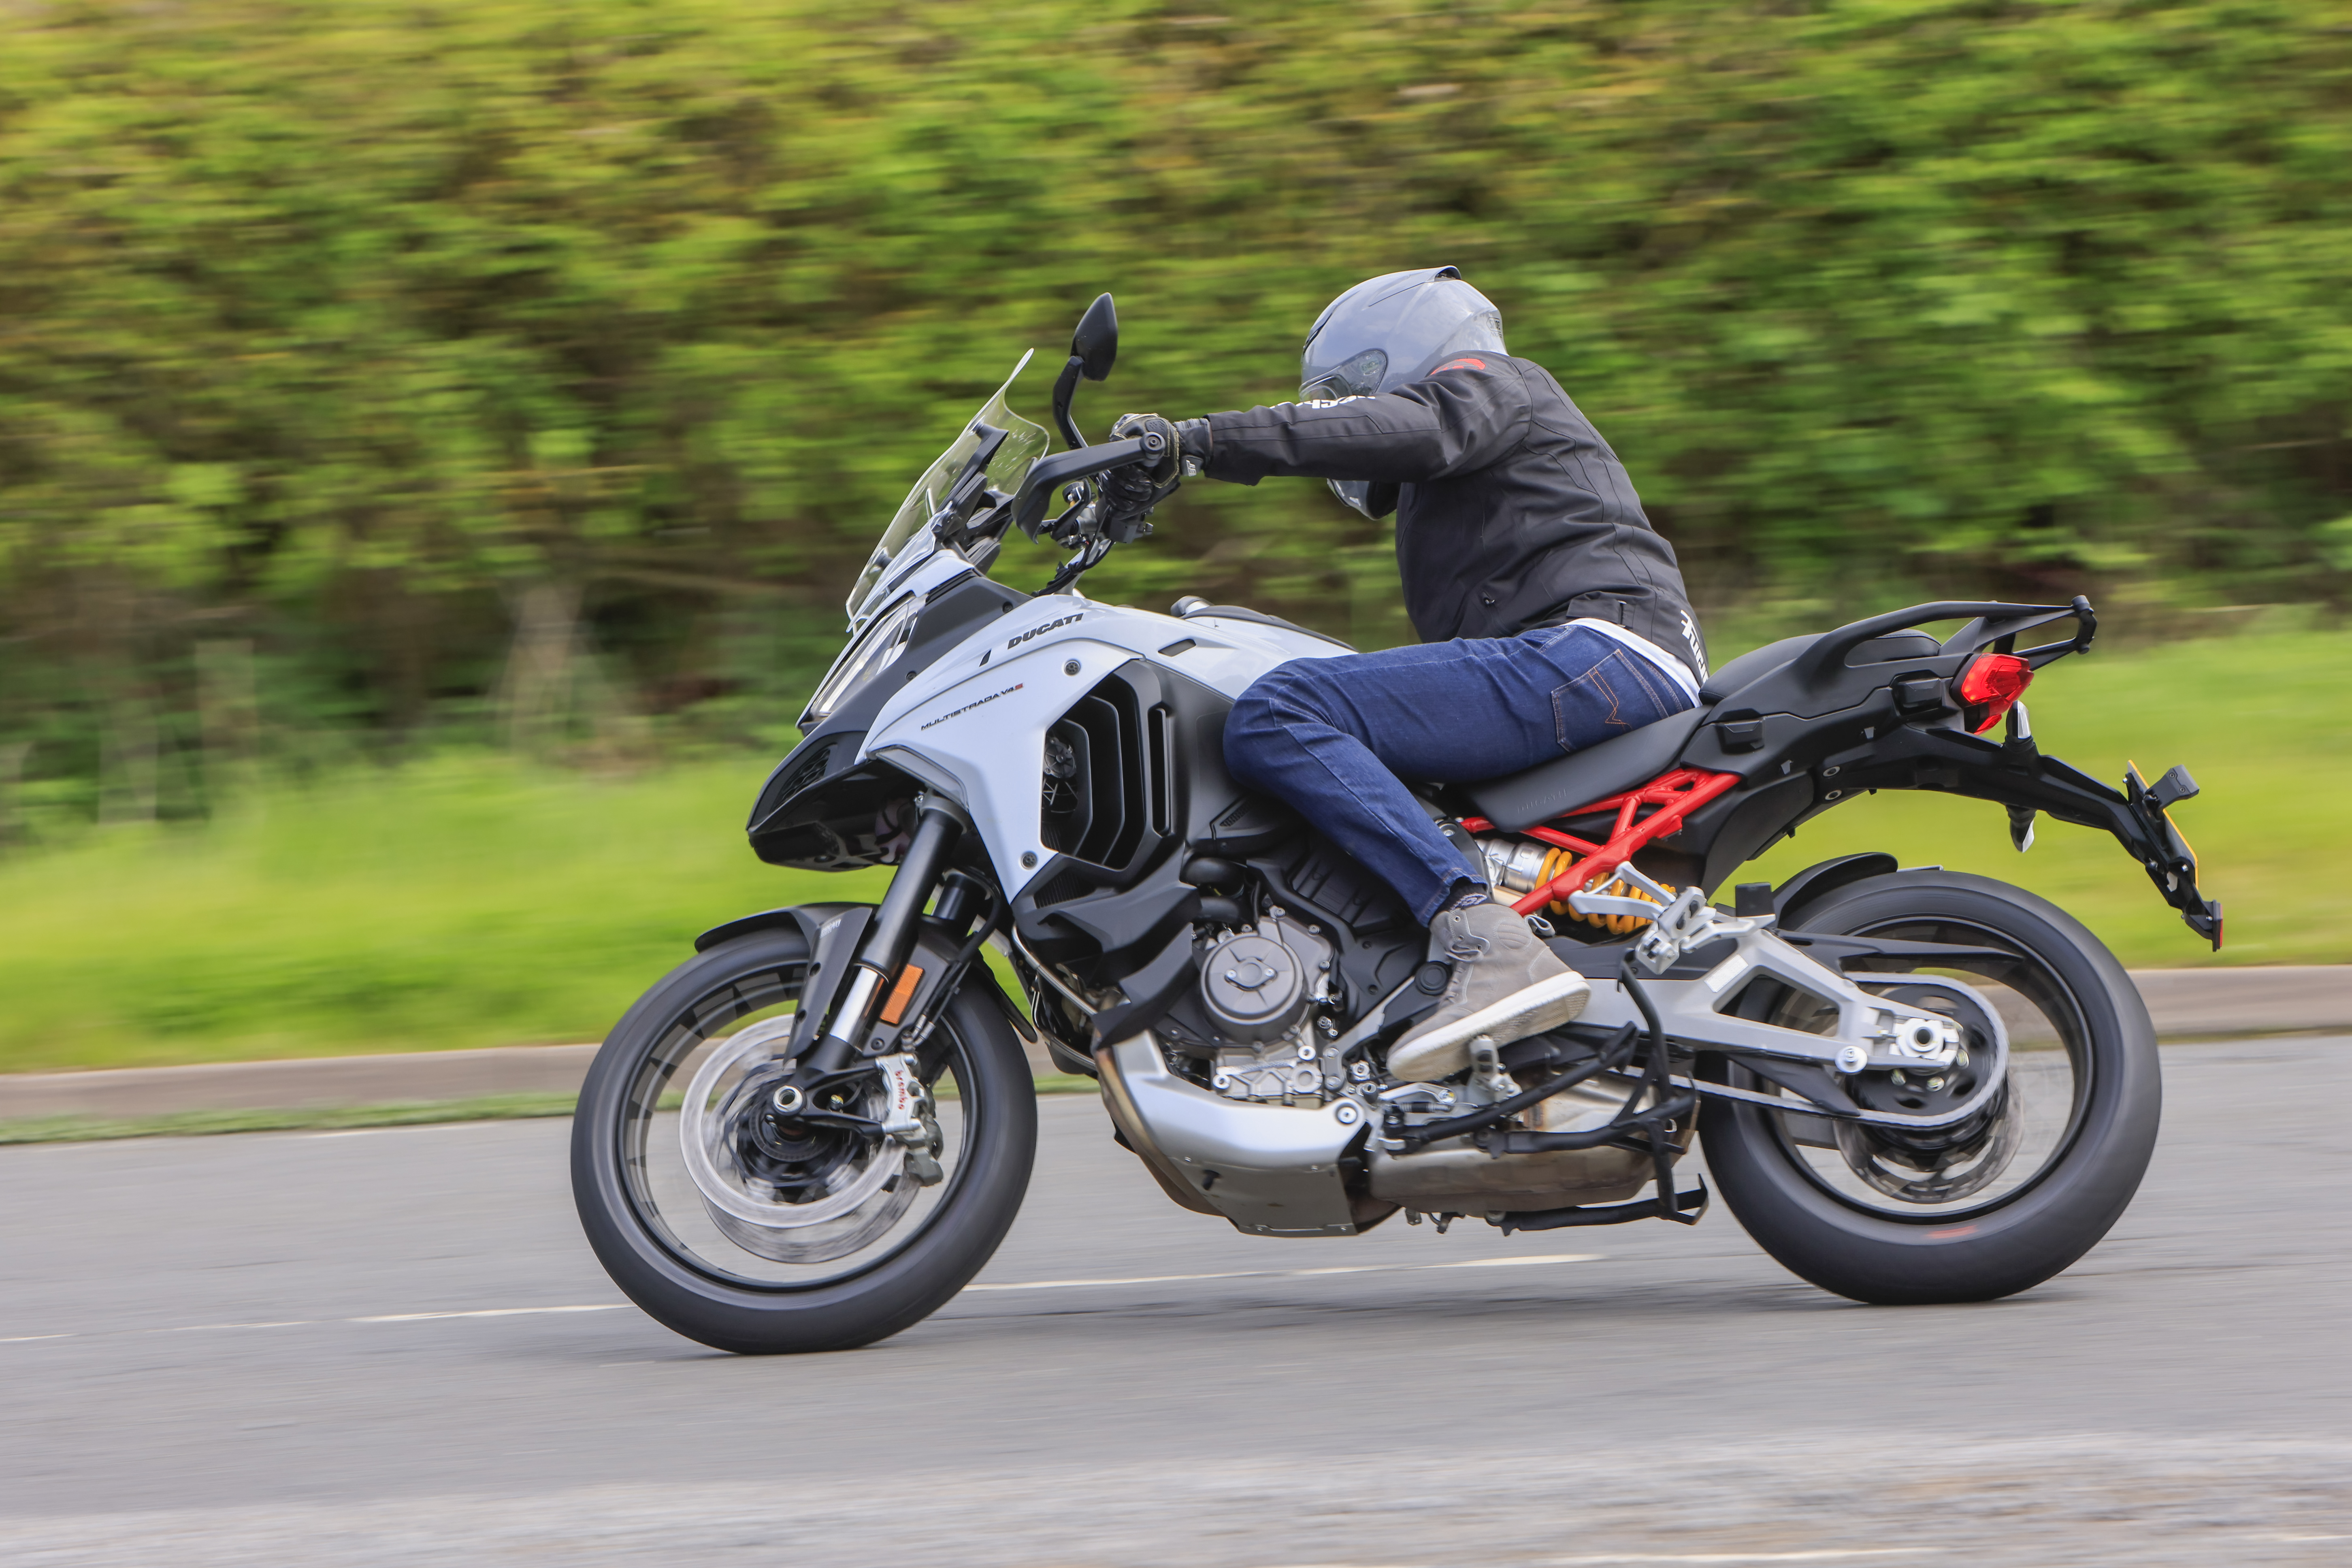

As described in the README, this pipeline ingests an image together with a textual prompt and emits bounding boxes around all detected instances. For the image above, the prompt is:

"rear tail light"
[1953,653,2033,733]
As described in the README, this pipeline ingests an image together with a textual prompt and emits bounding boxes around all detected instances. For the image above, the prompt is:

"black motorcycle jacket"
[1191,354,1707,678]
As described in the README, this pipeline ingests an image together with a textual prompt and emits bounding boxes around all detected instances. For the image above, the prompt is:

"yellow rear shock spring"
[1536,845,1676,934]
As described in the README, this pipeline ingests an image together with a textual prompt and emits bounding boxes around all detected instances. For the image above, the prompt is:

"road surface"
[0,1036,2345,1565]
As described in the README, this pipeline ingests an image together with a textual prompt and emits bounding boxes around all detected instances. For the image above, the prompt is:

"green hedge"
[2,0,2347,795]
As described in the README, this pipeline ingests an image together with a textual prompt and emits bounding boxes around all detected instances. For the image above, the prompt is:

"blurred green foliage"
[1,0,2348,819]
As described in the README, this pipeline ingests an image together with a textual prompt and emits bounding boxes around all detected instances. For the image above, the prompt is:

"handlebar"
[1010,435,1159,539]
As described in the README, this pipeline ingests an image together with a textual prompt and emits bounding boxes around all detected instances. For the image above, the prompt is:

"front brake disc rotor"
[678,1015,918,1264]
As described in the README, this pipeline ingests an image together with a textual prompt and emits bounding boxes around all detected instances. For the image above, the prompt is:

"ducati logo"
[1008,613,1082,650]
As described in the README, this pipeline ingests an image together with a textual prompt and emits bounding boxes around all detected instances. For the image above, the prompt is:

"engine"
[1168,913,1350,1107]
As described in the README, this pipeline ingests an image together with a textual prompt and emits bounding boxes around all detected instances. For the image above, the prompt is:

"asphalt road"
[1,1037,2346,1566]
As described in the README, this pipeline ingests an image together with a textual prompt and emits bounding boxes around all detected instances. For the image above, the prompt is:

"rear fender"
[1770,853,1900,926]
[1696,722,2220,948]
[1815,725,2222,948]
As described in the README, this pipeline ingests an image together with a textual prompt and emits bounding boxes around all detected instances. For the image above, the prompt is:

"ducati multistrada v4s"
[572,296,2223,1353]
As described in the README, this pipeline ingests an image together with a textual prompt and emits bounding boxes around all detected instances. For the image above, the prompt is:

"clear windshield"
[846,351,1050,624]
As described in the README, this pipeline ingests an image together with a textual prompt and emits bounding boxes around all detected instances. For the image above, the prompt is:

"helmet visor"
[1300,348,1387,404]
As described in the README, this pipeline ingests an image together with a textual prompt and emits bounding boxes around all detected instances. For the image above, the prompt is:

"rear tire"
[571,927,1037,1353]
[1701,868,2160,1304]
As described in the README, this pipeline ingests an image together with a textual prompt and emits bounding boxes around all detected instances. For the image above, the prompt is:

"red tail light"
[1954,653,2033,733]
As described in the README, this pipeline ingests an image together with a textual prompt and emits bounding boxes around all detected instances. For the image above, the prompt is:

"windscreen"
[846,351,1049,624]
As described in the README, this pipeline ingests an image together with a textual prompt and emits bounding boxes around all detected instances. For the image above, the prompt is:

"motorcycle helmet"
[1299,266,1505,518]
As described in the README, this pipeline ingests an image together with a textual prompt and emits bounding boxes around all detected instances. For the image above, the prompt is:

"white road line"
[966,1271,1264,1291]
[301,1124,494,1139]
[1248,1559,1932,1568]
[965,1254,1599,1292]
[0,1255,1606,1341]
[166,1321,317,1332]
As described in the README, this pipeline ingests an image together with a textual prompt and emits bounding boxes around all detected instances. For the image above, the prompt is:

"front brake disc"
[678,1016,918,1264]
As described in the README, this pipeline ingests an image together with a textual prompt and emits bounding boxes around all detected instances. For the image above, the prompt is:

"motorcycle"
[571,294,2223,1353]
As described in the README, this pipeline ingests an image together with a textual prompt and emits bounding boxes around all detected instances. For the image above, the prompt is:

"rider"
[1108,267,1708,1082]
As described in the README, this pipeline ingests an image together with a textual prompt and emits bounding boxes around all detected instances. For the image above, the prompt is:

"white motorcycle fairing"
[859,573,1347,901]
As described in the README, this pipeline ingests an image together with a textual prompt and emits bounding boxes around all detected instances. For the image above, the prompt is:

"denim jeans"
[1223,626,1696,926]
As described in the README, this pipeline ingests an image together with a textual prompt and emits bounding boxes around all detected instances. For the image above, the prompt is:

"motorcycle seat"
[1460,707,1706,833]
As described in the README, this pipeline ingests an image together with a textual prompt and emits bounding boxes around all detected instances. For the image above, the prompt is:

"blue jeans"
[1223,626,1696,925]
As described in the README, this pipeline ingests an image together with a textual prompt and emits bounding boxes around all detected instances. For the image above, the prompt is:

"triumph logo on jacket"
[1008,613,1082,649]
[1680,608,1709,677]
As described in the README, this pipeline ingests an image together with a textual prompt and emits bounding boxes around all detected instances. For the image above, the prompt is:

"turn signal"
[1954,653,2033,734]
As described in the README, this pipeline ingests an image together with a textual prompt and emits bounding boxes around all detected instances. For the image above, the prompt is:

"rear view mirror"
[1052,292,1118,448]
[1071,293,1117,381]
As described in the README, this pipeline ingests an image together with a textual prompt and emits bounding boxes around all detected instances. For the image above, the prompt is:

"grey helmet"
[1300,266,1505,518]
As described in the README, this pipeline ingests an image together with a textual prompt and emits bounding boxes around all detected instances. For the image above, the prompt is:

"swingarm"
[1563,869,2009,1135]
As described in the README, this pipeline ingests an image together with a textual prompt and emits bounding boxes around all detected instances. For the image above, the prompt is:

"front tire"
[1701,868,2160,1305]
[571,927,1037,1353]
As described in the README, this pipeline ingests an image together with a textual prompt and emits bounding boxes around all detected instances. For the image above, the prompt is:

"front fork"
[795,793,970,1076]
[773,794,972,1176]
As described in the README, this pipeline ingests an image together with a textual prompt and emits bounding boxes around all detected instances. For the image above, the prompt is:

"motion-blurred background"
[0,0,2344,1080]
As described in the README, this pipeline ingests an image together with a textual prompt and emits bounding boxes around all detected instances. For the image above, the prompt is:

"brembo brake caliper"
[873,1054,946,1186]
[1564,870,1989,1131]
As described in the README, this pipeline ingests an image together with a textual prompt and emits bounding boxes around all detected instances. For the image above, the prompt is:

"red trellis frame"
[1461,767,1742,918]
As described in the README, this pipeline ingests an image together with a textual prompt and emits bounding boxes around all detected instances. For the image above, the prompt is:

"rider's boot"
[1386,898,1589,1083]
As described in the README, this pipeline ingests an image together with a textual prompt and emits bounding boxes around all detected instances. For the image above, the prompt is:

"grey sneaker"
[1386,901,1590,1082]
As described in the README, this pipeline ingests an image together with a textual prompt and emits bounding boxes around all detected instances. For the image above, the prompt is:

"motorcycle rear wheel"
[571,926,1037,1353]
[1700,868,2160,1305]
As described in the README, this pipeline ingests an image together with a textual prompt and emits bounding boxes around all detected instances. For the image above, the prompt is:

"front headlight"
[802,593,921,726]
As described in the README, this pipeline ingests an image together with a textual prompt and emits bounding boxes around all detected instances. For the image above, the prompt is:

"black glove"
[1108,412,1184,484]
[1096,462,1159,541]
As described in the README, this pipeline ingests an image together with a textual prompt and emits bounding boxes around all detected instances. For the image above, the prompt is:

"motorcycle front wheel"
[571,925,1036,1353]
[1700,867,2160,1305]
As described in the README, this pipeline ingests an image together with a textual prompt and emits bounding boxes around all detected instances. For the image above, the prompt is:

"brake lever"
[1101,475,1180,543]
